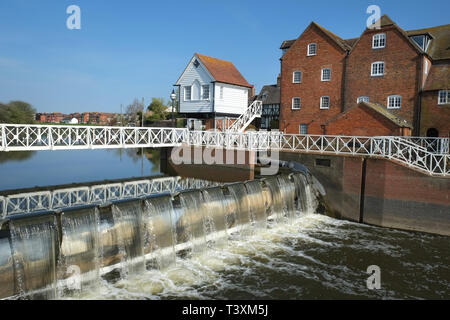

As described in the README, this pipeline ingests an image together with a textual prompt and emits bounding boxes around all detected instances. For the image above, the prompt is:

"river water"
[1,151,449,300]
[64,213,450,300]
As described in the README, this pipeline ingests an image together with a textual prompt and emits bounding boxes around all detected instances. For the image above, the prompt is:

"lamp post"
[170,89,176,128]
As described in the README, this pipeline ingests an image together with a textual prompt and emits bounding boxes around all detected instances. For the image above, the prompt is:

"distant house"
[61,117,79,124]
[255,82,280,130]
[175,53,254,130]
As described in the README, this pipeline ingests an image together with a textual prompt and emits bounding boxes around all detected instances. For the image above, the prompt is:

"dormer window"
[372,33,386,49]
[307,43,317,56]
[410,34,431,51]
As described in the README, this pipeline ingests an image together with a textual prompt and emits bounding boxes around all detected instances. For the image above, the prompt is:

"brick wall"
[420,91,450,137]
[344,26,421,128]
[325,105,407,136]
[280,24,346,134]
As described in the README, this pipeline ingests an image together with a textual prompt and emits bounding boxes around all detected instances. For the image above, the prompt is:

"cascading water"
[145,195,177,270]
[9,214,59,299]
[201,187,232,247]
[0,173,318,300]
[58,207,102,296]
[111,201,146,278]
[244,180,268,229]
[177,191,208,256]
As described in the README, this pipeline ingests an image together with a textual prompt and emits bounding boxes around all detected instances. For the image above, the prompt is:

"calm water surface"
[0,149,160,191]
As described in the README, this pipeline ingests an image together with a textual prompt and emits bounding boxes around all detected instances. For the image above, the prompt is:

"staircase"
[227,100,262,133]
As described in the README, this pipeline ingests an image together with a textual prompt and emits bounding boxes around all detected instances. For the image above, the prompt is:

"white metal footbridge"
[0,123,449,177]
[0,176,217,217]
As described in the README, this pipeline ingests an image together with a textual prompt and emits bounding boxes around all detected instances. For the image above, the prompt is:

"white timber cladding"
[214,82,249,115]
[176,56,214,113]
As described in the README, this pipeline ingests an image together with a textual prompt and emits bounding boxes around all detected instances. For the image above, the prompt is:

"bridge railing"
[0,176,217,217]
[0,124,188,151]
[278,134,449,176]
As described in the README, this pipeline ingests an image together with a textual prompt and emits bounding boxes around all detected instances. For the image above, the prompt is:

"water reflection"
[0,148,161,191]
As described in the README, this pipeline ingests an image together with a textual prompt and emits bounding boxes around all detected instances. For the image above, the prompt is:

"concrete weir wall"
[279,151,450,236]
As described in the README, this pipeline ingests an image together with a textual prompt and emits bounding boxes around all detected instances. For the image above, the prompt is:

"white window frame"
[219,86,224,100]
[201,84,210,100]
[300,124,308,135]
[320,96,330,109]
[387,95,402,109]
[293,71,302,83]
[321,68,331,81]
[184,86,192,101]
[292,97,301,110]
[357,96,370,103]
[307,43,317,56]
[371,61,385,77]
[372,33,386,49]
[438,90,450,105]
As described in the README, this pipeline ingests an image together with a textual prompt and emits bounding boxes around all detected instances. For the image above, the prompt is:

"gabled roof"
[325,101,412,129]
[423,64,450,91]
[194,53,253,88]
[313,22,352,51]
[256,85,280,105]
[280,15,449,60]
[407,24,450,60]
[359,102,413,128]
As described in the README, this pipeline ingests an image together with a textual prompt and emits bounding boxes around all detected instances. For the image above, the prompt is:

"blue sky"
[0,0,448,113]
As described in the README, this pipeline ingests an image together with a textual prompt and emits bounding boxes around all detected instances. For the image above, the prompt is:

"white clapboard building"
[175,53,255,131]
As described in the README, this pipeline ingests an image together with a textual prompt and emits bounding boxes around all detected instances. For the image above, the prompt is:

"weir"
[0,172,318,300]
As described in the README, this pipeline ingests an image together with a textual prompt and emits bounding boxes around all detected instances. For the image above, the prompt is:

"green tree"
[0,101,36,124]
[147,98,168,121]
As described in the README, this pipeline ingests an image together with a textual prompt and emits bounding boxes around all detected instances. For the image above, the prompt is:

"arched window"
[191,80,201,100]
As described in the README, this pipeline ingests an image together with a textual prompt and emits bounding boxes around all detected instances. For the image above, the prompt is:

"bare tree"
[126,98,144,126]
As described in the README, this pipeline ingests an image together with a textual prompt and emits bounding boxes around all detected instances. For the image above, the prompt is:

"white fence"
[0,123,448,177]
[0,124,186,151]
[0,176,216,217]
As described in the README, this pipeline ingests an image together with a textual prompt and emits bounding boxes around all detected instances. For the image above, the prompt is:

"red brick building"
[279,15,449,137]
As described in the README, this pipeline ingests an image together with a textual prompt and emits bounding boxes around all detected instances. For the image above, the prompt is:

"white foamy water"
[63,213,450,300]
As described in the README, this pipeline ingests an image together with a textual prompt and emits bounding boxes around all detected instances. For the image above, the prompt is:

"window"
[293,71,302,83]
[184,86,191,101]
[300,124,308,135]
[202,85,210,100]
[372,33,386,49]
[357,96,370,103]
[438,90,450,105]
[292,97,301,110]
[220,86,224,99]
[410,35,431,51]
[193,59,200,68]
[307,43,317,56]
[388,95,402,109]
[320,96,330,109]
[371,62,384,76]
[321,68,331,81]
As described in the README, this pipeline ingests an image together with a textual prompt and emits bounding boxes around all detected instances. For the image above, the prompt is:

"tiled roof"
[280,15,450,60]
[407,24,450,60]
[423,64,450,91]
[195,53,253,88]
[280,40,296,49]
[256,85,280,105]
[325,101,412,129]
[360,102,413,128]
[313,22,352,51]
